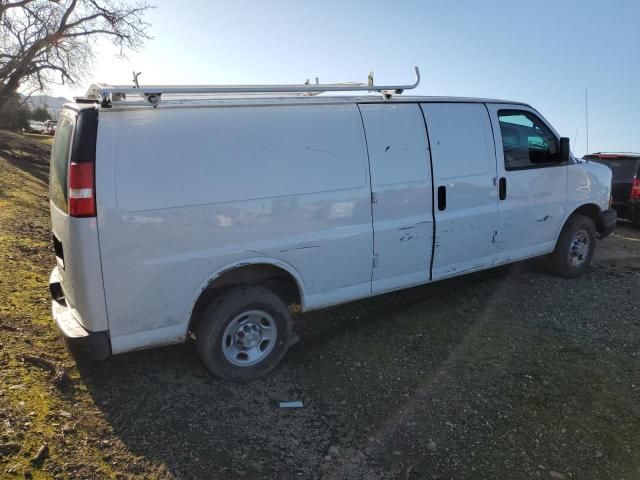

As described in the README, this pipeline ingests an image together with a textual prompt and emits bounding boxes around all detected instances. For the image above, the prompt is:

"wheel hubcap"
[568,229,590,267]
[221,310,277,367]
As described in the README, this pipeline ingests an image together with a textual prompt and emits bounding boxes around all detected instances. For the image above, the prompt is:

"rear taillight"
[631,178,640,201]
[68,162,96,217]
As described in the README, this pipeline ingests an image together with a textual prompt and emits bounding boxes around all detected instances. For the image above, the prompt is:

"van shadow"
[2,149,49,184]
[76,260,543,479]
[0,132,51,184]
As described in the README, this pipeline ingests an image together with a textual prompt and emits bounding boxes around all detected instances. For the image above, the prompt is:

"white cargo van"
[49,70,616,380]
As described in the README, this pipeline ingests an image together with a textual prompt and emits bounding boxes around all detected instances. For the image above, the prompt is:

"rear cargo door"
[358,103,433,293]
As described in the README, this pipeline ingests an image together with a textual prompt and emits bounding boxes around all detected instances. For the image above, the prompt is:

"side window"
[498,110,560,170]
[49,114,75,212]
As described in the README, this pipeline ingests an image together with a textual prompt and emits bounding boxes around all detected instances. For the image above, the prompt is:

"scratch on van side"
[305,146,336,158]
[244,249,267,256]
[280,245,320,253]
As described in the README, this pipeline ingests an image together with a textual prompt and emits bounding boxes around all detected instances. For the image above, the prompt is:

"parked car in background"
[584,153,640,226]
[25,120,46,134]
[45,120,58,135]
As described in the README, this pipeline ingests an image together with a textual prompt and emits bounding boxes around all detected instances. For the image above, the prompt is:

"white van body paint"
[49,95,615,356]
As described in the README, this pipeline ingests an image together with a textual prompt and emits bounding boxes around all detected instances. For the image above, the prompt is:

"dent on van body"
[566,161,612,213]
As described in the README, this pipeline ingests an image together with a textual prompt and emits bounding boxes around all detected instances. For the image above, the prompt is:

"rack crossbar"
[85,67,421,106]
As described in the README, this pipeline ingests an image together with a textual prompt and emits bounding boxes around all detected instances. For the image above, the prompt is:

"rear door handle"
[499,177,507,200]
[437,185,447,211]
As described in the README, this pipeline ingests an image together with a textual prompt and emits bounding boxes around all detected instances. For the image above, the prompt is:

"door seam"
[483,103,501,266]
[418,104,436,281]
[356,104,376,292]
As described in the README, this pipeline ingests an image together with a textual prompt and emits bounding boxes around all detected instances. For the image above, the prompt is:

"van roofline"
[67,95,531,112]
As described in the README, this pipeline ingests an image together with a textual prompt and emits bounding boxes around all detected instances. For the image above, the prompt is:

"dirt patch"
[1,130,639,479]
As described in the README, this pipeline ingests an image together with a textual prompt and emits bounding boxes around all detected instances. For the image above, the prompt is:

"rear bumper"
[599,208,617,238]
[50,267,111,362]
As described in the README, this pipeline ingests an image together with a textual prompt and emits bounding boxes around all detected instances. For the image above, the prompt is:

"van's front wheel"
[546,214,597,278]
[195,286,292,381]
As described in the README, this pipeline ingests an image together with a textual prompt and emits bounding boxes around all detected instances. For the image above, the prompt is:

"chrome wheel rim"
[221,310,277,367]
[568,229,590,267]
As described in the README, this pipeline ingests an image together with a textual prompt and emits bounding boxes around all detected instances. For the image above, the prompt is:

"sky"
[47,0,639,157]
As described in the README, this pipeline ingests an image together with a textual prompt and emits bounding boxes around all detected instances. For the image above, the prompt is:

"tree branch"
[0,0,152,110]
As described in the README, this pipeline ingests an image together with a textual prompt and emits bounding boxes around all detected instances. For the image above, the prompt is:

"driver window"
[498,110,560,170]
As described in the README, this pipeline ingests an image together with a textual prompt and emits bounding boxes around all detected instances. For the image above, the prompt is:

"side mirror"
[559,137,570,163]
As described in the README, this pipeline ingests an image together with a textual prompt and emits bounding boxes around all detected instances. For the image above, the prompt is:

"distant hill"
[20,94,71,118]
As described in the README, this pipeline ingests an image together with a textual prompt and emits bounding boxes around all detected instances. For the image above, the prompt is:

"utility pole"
[585,88,589,154]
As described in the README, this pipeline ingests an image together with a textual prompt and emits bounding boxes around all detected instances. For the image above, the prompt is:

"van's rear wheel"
[546,214,596,278]
[195,286,291,381]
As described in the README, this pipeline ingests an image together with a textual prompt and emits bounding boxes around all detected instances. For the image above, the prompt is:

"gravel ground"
[1,130,639,479]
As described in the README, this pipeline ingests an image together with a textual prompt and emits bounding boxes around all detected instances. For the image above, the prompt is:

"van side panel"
[96,105,373,351]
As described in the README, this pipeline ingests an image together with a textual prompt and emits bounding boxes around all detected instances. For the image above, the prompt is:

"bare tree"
[0,0,151,110]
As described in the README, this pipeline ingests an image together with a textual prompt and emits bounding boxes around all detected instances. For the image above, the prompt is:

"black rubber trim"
[50,270,111,362]
[499,177,507,200]
[49,277,63,302]
[60,327,111,362]
[437,185,446,211]
[417,104,437,281]
[599,208,617,238]
[69,107,98,164]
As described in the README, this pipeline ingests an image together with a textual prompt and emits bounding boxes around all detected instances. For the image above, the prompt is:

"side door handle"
[437,185,447,211]
[498,177,507,201]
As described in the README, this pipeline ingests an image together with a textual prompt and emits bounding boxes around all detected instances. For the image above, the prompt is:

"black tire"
[545,214,597,278]
[195,286,291,382]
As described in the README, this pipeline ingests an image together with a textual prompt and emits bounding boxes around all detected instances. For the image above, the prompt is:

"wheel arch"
[554,202,603,247]
[188,258,305,332]
[569,203,605,233]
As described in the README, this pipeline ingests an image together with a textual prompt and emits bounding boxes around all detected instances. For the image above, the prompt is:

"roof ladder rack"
[85,66,421,107]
